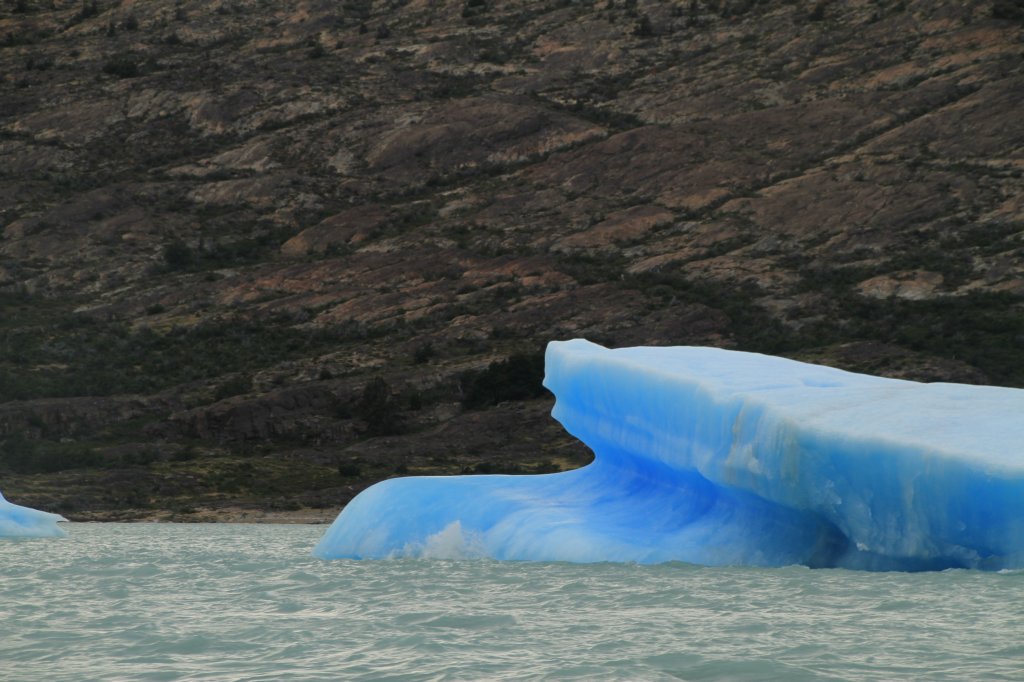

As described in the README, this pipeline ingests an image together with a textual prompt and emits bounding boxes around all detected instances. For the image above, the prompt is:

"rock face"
[0,0,1021,518]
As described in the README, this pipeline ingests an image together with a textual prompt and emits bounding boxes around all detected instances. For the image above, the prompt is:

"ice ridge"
[314,340,1024,571]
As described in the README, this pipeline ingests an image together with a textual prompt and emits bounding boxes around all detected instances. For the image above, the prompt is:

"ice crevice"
[314,339,1024,571]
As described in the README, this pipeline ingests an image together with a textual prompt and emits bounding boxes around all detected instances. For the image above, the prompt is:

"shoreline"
[66,507,339,524]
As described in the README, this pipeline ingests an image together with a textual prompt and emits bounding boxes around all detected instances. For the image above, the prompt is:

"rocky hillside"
[1,0,1022,519]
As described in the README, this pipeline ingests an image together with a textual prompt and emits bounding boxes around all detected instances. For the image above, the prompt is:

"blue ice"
[0,490,67,538]
[314,340,1024,571]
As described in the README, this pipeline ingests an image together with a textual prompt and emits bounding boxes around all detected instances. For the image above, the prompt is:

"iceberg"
[0,490,67,538]
[314,340,1024,571]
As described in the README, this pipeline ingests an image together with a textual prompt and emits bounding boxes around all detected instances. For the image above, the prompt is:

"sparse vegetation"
[0,434,101,474]
[0,0,1021,517]
[0,312,364,402]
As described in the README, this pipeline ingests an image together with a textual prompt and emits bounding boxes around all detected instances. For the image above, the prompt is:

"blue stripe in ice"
[0,489,67,538]
[314,340,1024,570]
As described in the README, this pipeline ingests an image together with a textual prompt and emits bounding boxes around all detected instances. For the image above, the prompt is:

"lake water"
[2,523,1022,681]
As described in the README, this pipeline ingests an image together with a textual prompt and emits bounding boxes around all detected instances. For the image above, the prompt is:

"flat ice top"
[547,340,1024,472]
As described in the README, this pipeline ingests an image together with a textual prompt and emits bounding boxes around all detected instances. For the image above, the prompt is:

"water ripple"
[2,524,1023,680]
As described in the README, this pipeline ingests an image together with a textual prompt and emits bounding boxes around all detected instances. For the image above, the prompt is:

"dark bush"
[993,0,1024,21]
[162,239,193,270]
[413,342,435,364]
[214,374,252,401]
[355,377,404,435]
[172,446,198,462]
[102,53,140,78]
[79,0,99,19]
[461,352,547,409]
[634,14,654,37]
[337,462,362,477]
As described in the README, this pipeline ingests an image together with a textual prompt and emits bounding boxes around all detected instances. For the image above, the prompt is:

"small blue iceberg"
[315,340,1024,571]
[0,489,67,538]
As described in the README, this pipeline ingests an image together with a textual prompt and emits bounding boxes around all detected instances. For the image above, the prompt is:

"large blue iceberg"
[314,340,1024,571]
[0,490,67,538]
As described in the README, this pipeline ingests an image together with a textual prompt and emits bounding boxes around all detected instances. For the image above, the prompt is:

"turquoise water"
[2,524,1022,681]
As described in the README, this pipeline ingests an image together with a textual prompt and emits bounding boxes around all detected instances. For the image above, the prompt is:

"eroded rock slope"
[1,0,1021,518]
